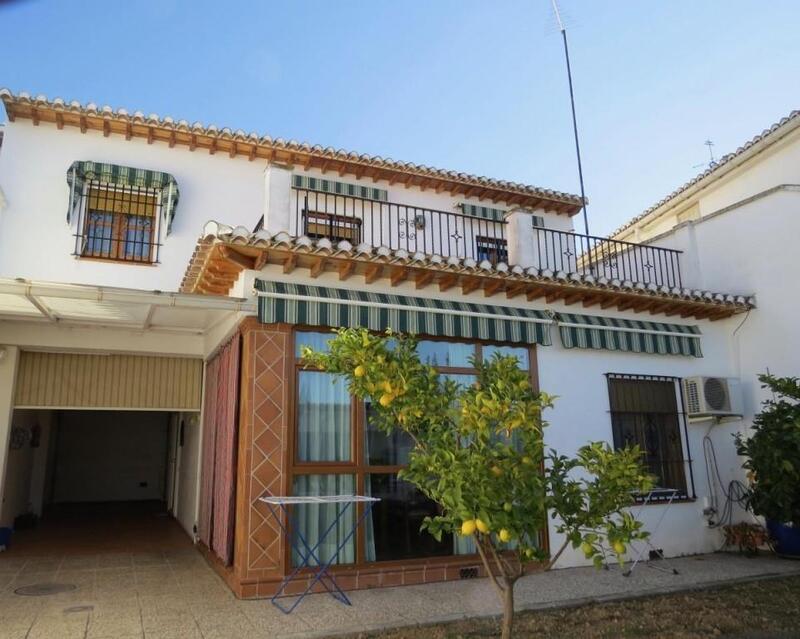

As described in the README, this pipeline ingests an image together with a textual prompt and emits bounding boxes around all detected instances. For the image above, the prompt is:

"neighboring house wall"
[53,410,169,503]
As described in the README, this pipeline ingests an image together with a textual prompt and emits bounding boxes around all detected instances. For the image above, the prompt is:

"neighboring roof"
[613,109,800,237]
[181,220,754,321]
[0,278,254,334]
[0,89,584,214]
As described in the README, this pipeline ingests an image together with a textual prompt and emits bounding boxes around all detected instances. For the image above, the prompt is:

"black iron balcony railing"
[292,187,507,264]
[533,227,683,289]
[288,187,682,288]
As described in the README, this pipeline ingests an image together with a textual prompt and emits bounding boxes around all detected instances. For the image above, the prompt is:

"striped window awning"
[255,280,552,345]
[292,175,388,202]
[460,203,507,222]
[66,161,180,234]
[555,312,703,357]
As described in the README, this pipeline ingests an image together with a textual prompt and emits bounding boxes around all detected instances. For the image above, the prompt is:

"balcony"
[532,228,683,289]
[289,186,682,289]
[291,186,507,265]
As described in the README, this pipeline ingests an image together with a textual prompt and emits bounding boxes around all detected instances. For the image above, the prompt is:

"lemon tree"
[304,328,653,639]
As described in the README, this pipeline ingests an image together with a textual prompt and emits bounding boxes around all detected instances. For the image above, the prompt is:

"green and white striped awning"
[255,280,552,345]
[66,161,180,234]
[555,312,702,357]
[460,203,507,222]
[292,175,388,202]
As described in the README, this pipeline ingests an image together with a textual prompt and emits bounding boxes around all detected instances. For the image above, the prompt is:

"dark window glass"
[365,474,452,561]
[365,400,413,466]
[607,377,687,494]
[475,236,508,265]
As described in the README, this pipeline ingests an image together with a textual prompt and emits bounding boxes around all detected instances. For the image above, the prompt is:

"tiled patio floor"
[1,550,799,639]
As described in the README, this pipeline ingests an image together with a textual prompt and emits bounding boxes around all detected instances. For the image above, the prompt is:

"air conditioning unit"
[683,376,742,419]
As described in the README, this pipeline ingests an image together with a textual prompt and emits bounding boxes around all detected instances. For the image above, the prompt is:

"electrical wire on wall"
[702,420,754,549]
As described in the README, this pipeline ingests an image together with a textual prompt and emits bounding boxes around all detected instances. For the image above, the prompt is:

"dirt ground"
[342,575,800,639]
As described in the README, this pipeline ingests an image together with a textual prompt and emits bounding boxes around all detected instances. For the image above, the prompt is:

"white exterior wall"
[646,187,800,439]
[0,121,266,289]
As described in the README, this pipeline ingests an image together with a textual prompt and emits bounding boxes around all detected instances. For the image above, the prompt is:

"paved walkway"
[1,550,798,639]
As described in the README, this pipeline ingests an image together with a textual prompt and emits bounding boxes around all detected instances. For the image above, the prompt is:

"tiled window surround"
[202,318,544,599]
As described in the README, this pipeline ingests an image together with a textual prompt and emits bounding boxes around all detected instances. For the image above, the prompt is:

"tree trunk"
[501,581,515,639]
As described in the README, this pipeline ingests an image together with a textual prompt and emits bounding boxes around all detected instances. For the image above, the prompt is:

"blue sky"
[1,0,798,235]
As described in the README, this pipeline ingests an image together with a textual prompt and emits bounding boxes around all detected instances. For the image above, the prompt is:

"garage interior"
[2,409,201,556]
[0,350,204,557]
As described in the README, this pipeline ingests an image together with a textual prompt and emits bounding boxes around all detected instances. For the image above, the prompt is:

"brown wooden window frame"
[303,210,362,245]
[77,183,161,264]
[287,328,543,571]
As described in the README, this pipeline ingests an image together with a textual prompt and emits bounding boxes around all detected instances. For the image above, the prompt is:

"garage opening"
[1,351,204,557]
[2,409,201,556]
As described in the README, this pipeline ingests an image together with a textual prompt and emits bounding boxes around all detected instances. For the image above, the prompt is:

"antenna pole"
[552,0,590,236]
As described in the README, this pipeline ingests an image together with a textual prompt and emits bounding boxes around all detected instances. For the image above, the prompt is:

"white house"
[0,89,755,598]
[610,110,800,525]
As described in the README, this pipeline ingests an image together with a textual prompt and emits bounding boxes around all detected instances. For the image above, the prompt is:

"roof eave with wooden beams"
[1,89,584,214]
[181,222,755,321]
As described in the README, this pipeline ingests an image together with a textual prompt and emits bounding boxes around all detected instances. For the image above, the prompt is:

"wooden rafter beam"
[545,290,564,304]
[364,263,383,284]
[563,291,585,305]
[310,256,326,278]
[438,274,458,292]
[219,246,255,270]
[527,287,546,301]
[415,270,435,289]
[462,278,481,295]
[484,279,504,297]
[390,266,409,286]
[253,251,269,271]
[505,283,528,299]
[283,254,297,274]
[338,260,355,281]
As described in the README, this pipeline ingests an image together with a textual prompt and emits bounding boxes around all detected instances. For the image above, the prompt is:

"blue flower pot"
[766,520,800,558]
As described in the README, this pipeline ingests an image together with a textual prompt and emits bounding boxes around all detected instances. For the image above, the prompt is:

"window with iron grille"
[303,211,362,244]
[605,373,695,499]
[475,236,508,265]
[74,182,162,264]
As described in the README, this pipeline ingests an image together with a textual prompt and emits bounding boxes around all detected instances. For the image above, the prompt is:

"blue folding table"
[259,494,380,614]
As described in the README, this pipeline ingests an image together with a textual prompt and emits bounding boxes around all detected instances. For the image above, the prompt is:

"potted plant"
[736,374,800,558]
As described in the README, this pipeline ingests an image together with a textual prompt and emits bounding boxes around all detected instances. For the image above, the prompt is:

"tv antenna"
[551,0,590,236]
[693,140,717,170]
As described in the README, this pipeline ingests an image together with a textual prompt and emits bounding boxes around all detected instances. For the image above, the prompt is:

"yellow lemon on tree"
[491,465,503,477]
[379,394,393,408]
[521,456,533,466]
[461,520,477,536]
[613,541,626,555]
[382,381,393,393]
[503,502,513,513]
[498,529,512,543]
[475,519,490,534]
[580,541,594,557]
[354,365,366,378]
[524,548,534,559]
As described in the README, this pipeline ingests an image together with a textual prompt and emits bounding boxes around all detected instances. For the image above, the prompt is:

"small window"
[475,236,508,265]
[304,211,361,244]
[606,374,691,497]
[78,184,160,263]
[531,215,545,228]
